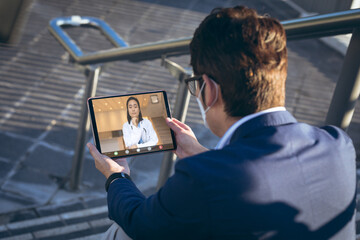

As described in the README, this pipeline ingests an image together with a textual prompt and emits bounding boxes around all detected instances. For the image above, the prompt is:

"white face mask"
[196,78,218,128]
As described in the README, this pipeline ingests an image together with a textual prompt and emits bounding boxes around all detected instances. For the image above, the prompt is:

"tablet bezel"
[88,90,176,158]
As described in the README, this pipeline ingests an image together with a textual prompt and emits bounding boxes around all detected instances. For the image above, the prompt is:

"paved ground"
[0,0,359,238]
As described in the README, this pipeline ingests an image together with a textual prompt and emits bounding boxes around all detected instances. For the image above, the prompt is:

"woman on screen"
[122,97,158,149]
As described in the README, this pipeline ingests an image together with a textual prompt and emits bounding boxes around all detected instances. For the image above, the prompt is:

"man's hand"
[166,118,208,159]
[87,143,130,178]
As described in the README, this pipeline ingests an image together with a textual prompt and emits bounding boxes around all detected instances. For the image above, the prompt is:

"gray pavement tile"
[0,162,14,183]
[48,189,105,206]
[8,223,66,238]
[0,126,44,142]
[83,197,107,209]
[33,222,90,239]
[0,225,10,238]
[6,218,65,237]
[0,233,33,240]
[39,228,98,240]
[127,152,165,194]
[82,157,107,190]
[0,232,11,238]
[287,40,343,83]
[89,218,113,228]
[2,167,58,205]
[7,209,37,224]
[6,215,60,230]
[262,0,300,19]
[0,132,33,161]
[36,201,85,217]
[129,169,159,194]
[60,206,108,221]
[43,126,79,150]
[71,233,105,240]
[129,152,163,174]
[0,192,35,215]
[23,145,72,178]
[0,225,7,232]
[64,212,108,226]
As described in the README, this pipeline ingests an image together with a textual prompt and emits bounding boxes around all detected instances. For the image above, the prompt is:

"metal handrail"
[48,16,128,59]
[283,8,360,40]
[48,9,360,65]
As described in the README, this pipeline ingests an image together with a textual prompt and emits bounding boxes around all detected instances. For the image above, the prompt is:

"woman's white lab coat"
[122,119,158,148]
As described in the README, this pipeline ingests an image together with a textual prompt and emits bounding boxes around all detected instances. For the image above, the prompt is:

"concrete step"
[0,203,111,239]
[2,194,360,239]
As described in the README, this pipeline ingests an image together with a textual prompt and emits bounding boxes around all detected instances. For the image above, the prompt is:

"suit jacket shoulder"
[175,111,356,239]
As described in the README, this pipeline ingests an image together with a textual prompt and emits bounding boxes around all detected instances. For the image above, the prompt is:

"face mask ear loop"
[197,80,208,111]
[197,80,206,100]
[206,79,219,111]
[195,77,218,129]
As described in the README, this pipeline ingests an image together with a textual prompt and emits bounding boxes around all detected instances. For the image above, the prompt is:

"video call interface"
[89,92,175,158]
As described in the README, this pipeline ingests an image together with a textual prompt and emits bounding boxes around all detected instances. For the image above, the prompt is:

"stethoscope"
[130,122,148,141]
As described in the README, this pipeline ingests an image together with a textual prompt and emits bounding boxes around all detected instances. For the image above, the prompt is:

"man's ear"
[202,74,219,107]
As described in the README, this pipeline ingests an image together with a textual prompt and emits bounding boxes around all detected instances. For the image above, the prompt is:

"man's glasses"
[184,75,204,96]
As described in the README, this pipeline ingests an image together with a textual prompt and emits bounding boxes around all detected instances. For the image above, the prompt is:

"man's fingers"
[166,118,190,133]
[171,118,191,131]
[166,118,182,134]
[87,143,105,160]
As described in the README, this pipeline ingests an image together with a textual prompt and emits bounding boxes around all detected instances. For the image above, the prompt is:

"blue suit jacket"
[107,111,356,239]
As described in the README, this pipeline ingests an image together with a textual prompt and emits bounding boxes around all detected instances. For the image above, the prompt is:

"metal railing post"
[325,27,360,131]
[156,59,192,189]
[68,65,101,191]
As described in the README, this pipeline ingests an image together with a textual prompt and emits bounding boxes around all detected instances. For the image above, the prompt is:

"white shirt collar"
[215,107,286,149]
[130,120,141,128]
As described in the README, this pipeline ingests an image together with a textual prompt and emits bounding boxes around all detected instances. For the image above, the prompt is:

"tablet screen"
[88,91,176,158]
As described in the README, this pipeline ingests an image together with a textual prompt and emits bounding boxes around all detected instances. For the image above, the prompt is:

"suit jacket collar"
[230,111,297,143]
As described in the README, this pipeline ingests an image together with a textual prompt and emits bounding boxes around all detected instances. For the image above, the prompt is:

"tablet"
[88,90,176,158]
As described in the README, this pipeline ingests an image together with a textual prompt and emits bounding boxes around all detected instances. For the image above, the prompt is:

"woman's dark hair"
[126,97,143,124]
[190,6,288,117]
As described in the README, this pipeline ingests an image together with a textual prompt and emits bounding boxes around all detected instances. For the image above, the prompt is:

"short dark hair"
[126,97,143,124]
[190,6,288,117]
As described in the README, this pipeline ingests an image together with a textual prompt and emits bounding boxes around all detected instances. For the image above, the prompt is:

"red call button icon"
[159,145,163,150]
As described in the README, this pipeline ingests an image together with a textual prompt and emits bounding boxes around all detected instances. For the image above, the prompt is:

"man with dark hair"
[88,6,356,240]
[190,6,287,118]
